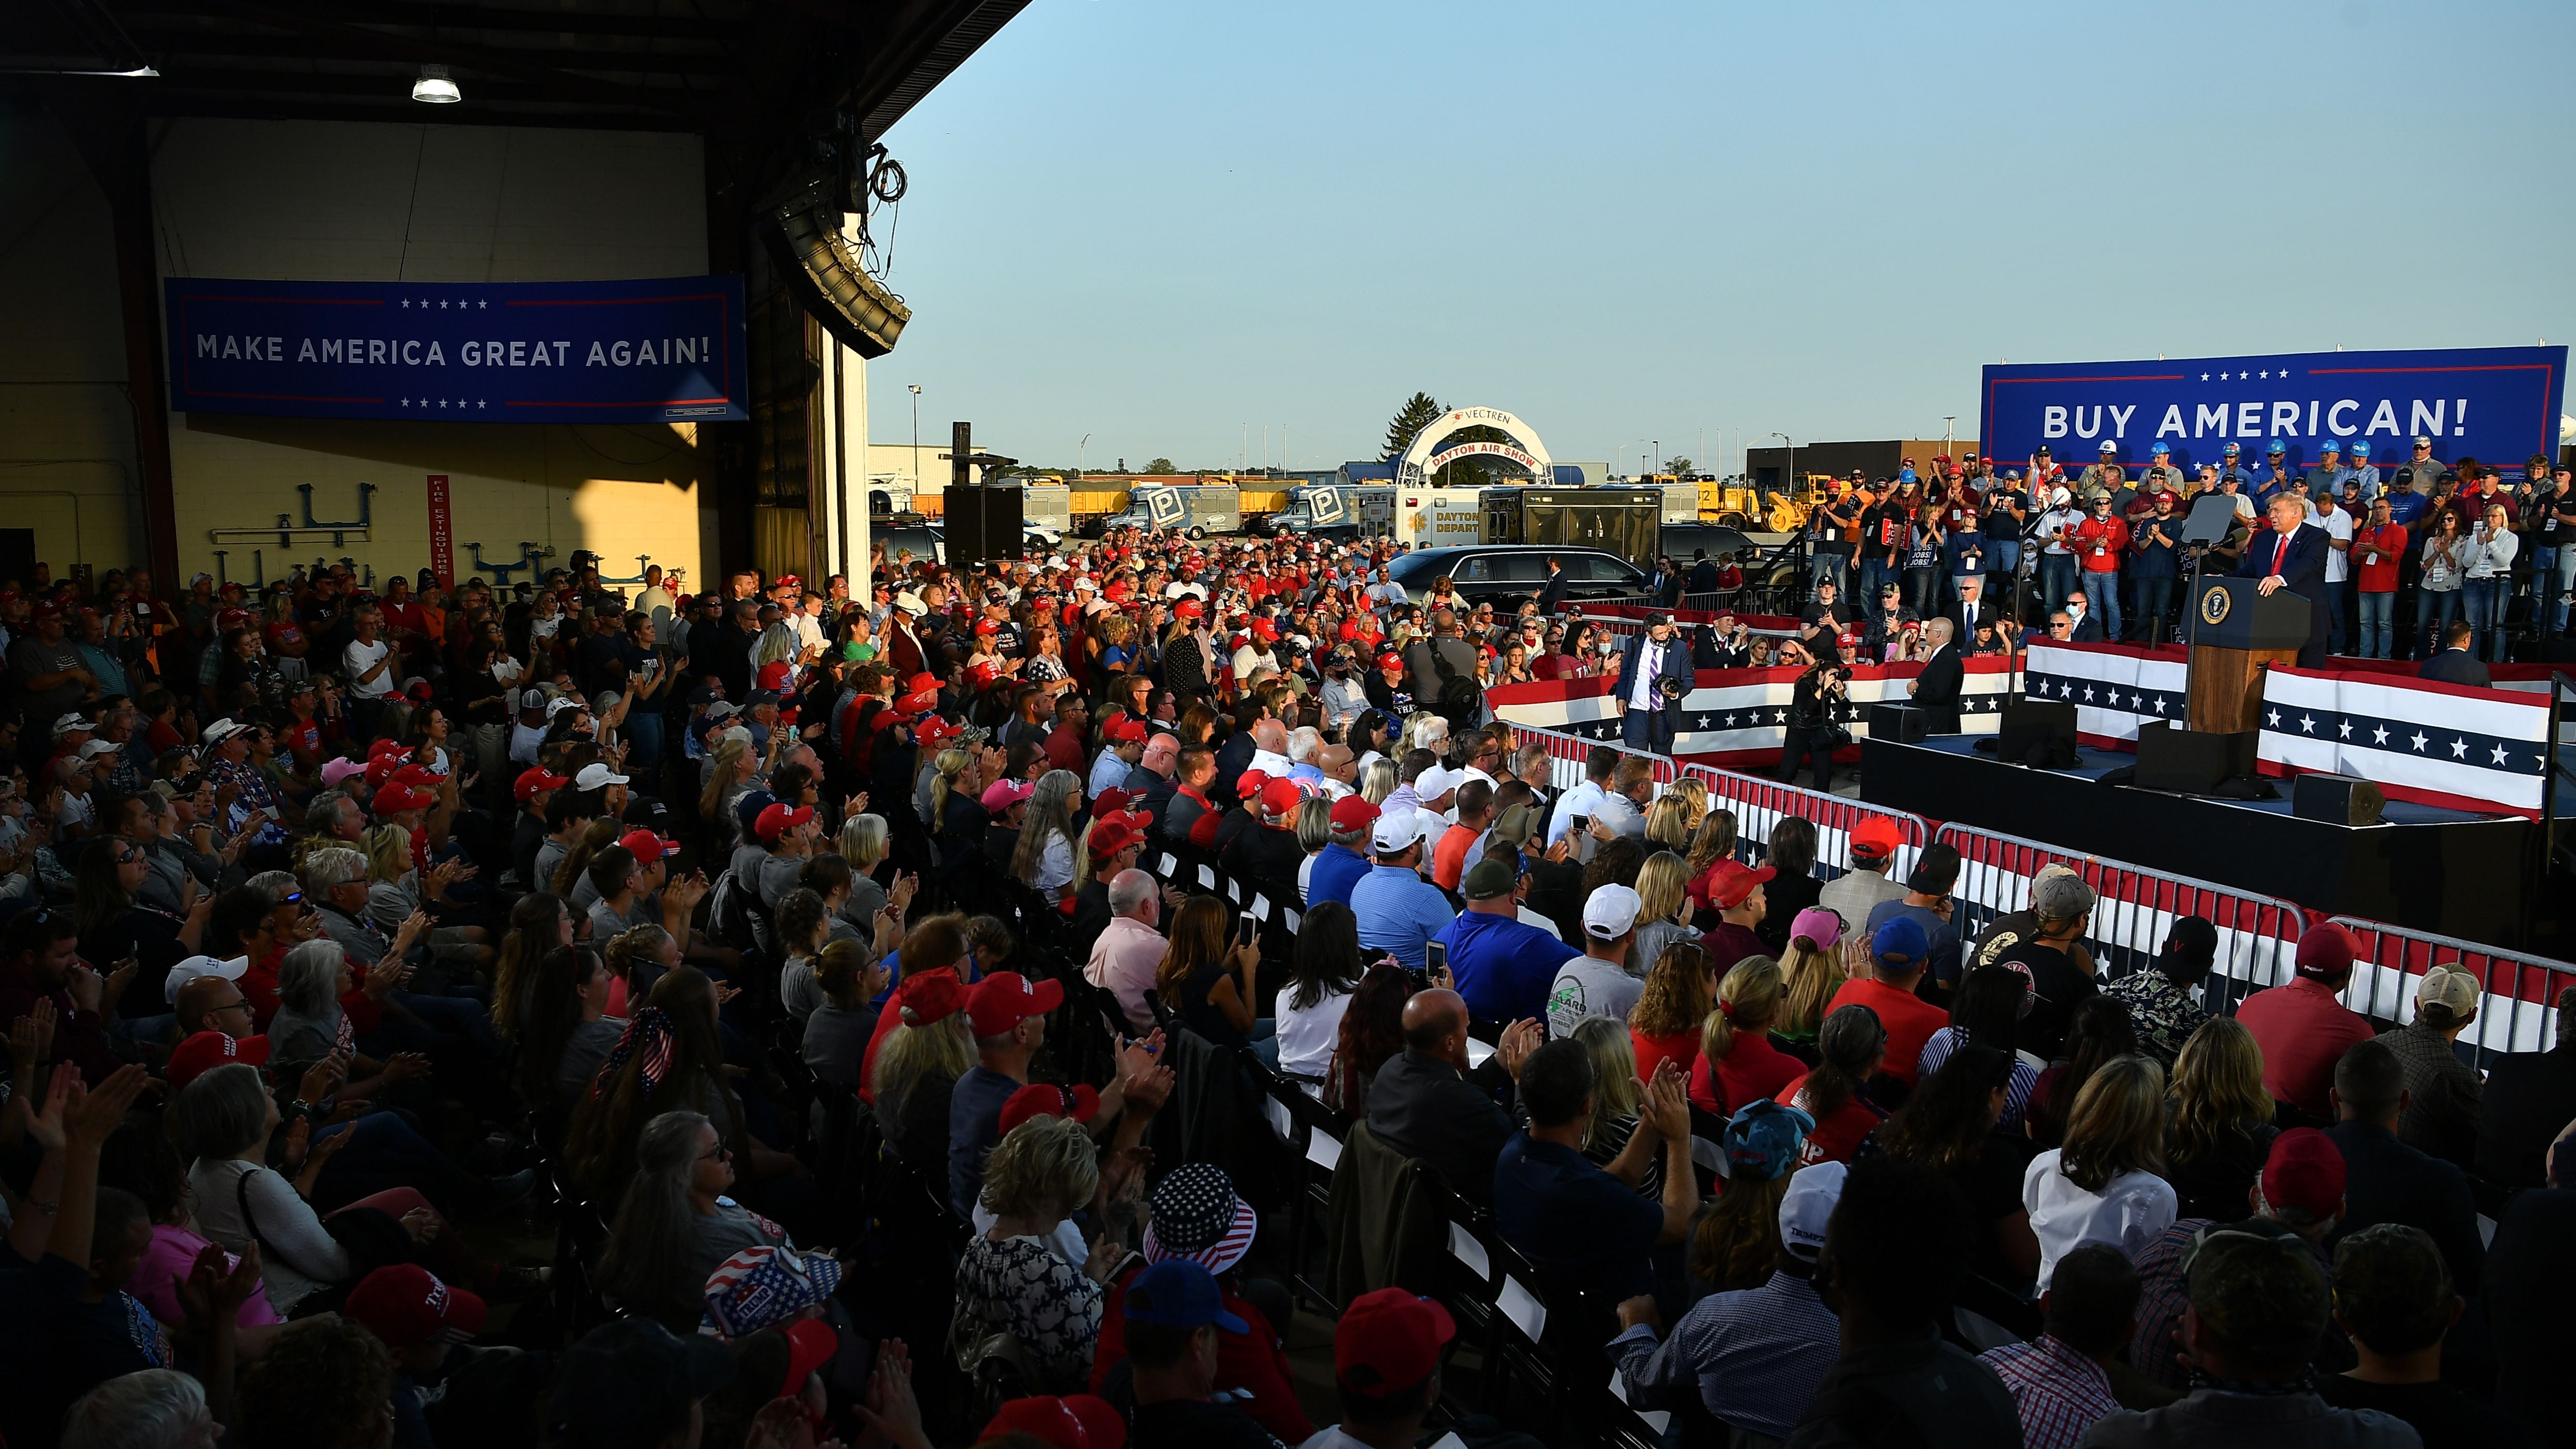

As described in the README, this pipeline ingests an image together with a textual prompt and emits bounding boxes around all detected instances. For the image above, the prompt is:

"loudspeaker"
[760,175,912,358]
[2133,722,2257,794]
[1999,700,2077,761]
[1869,703,1928,744]
[941,489,1023,566]
[2293,772,2386,827]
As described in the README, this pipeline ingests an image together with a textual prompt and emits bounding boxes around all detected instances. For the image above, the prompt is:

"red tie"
[2273,532,2290,576]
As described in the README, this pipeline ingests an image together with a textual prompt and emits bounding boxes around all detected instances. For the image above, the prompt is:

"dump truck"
[1095,483,1242,538]
[1264,484,1395,539]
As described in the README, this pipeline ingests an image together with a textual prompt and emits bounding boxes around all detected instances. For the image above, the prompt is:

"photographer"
[1779,659,1849,793]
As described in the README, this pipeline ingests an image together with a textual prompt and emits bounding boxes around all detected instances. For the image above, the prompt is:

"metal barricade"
[1677,762,1931,886]
[1502,722,1679,797]
[1935,825,2306,1007]
[2329,916,2576,1068]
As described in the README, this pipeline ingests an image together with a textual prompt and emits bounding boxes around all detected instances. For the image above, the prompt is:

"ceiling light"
[411,64,459,104]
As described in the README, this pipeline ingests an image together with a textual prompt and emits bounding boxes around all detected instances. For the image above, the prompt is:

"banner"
[165,274,749,424]
[424,475,456,588]
[2258,667,2550,816]
[2022,641,2189,745]
[1980,345,2566,478]
[1485,659,2012,767]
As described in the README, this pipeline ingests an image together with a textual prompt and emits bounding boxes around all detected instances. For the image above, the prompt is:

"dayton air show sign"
[1981,345,2566,475]
[165,274,750,424]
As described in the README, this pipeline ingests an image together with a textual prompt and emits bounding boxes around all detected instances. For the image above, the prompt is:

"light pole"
[1652,440,1661,476]
[907,384,922,501]
[1943,415,1956,457]
[1766,432,1792,495]
[1078,432,1090,477]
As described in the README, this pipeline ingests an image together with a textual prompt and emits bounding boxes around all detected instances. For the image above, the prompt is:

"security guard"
[2218,441,2259,492]
[2304,438,2356,502]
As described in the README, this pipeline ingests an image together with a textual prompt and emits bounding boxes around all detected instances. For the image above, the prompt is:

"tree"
[1142,457,1177,475]
[1666,457,1694,478]
[1382,392,1445,461]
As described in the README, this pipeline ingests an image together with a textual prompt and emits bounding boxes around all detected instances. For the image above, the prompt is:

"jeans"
[2323,582,2349,655]
[2538,544,2574,634]
[2415,588,2460,660]
[2130,576,2175,645]
[1991,539,2022,579]
[1809,549,1845,599]
[623,710,665,775]
[1903,567,1942,616]
[2357,591,2395,659]
[2040,555,2079,620]
[2461,577,2508,663]
[2080,571,2123,640]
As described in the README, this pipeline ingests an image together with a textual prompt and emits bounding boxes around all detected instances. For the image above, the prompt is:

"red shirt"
[2070,516,2130,573]
[2235,975,2374,1119]
[1430,823,1479,891]
[2353,523,2409,593]
[1042,723,1086,776]
[1779,1073,1885,1167]
[1825,976,1949,1086]
[1633,1028,1698,1087]
[1690,1027,1804,1117]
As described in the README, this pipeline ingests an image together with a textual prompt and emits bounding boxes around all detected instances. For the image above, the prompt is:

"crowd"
[1791,443,2573,666]
[0,520,2570,1449]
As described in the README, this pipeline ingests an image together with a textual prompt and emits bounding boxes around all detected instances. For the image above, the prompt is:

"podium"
[2184,576,2311,733]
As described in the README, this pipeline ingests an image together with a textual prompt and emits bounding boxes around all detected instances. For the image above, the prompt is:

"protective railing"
[2329,916,2576,1069]
[1500,721,1681,797]
[1934,824,2308,1010]
[1677,761,1930,887]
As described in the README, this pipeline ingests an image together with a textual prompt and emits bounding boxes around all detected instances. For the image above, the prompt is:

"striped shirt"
[1978,1334,2120,1449]
[1608,1267,1839,1439]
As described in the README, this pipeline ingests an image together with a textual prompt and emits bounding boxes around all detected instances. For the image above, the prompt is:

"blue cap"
[733,789,776,836]
[2223,442,2242,454]
[2149,441,2170,455]
[1724,1099,1816,1181]
[2349,440,2370,456]
[1122,1260,1247,1333]
[1871,916,1930,965]
[2266,439,2287,454]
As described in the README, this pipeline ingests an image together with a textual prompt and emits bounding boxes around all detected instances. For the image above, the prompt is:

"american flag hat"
[698,1245,842,1340]
[1140,1164,1256,1276]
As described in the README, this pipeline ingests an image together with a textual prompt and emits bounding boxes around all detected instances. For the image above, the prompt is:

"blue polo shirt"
[1349,864,1457,974]
[1494,1132,1664,1299]
[947,1065,1021,1217]
[2385,490,2429,529]
[1437,908,1576,1025]
[1306,842,1372,911]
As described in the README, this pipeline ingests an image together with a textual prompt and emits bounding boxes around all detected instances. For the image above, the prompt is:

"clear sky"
[873,0,2576,478]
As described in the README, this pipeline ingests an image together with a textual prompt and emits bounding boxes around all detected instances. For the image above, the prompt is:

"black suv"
[1384,546,1648,609]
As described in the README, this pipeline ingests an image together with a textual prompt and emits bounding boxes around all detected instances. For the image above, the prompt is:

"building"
[1744,438,1980,491]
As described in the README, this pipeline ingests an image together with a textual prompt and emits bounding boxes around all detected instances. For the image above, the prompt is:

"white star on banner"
[2082,686,2096,702]
[2411,731,2429,751]
[2491,744,2511,765]
[438,399,448,408]
[2152,697,2167,714]
[2339,720,2352,738]
[2219,371,2231,380]
[400,298,411,308]
[2373,726,2390,745]
[2259,369,2271,378]
[399,397,409,407]
[439,299,448,309]
[2451,737,2469,758]
[1724,713,1737,727]
[2299,714,2315,733]
[2131,693,2144,709]
[2267,709,2282,727]
[2200,373,2210,381]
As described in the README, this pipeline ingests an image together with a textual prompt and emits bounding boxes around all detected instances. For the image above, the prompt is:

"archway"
[1395,406,1557,490]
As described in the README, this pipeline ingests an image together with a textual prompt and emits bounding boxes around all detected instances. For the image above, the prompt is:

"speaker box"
[1869,703,1928,745]
[1999,699,2077,761]
[2293,772,2386,827]
[941,488,1023,566]
[760,175,912,358]
[2133,722,2257,794]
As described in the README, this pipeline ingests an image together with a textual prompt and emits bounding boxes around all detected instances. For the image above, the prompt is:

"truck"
[1263,484,1394,539]
[1489,488,1664,570]
[1392,487,1490,550]
[1018,484,1072,542]
[1096,483,1242,538]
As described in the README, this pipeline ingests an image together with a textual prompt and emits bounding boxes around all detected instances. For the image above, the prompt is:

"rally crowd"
[0,520,2571,1449]
[1787,441,2574,667]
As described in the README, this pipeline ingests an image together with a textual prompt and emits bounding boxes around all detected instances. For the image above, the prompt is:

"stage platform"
[1861,733,2545,946]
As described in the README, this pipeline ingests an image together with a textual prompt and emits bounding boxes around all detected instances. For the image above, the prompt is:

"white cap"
[573,763,629,791]
[894,590,927,617]
[165,954,248,1005]
[519,687,552,711]
[1582,883,1643,941]
[1413,764,1460,801]
[546,695,584,718]
[76,738,120,760]
[1371,810,1435,855]
[2098,440,2117,452]
[1779,1161,1848,1260]
[52,712,98,736]
[198,717,250,748]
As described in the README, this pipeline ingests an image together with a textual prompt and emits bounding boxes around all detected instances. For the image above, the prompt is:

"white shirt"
[1034,830,1076,893]
[1250,748,1295,779]
[343,638,394,698]
[1547,952,1644,1039]
[1628,637,1662,711]
[2314,506,2354,584]
[1273,984,1353,1078]
[2021,1149,2178,1292]
[1545,779,1607,846]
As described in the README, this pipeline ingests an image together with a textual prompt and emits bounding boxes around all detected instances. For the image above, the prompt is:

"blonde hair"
[1702,956,1784,1064]
[926,748,973,825]
[839,813,889,870]
[2058,1055,2167,1193]
[1643,797,1693,854]
[1571,1016,1643,1151]
[605,923,672,980]
[698,735,749,822]
[1359,758,1397,806]
[359,824,411,884]
[1633,850,1691,926]
[977,1115,1099,1219]
[872,1008,973,1115]
[2166,1017,2273,1166]
[1776,933,1846,1039]
[1666,776,1709,829]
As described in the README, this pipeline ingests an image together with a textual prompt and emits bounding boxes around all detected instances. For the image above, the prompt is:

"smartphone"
[1567,815,1588,835]
[1425,939,1448,980]
[1236,913,1257,949]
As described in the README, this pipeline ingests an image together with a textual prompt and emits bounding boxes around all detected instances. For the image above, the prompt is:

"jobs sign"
[1980,345,2566,476]
[165,274,750,424]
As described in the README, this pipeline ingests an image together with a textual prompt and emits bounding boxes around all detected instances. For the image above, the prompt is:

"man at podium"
[2234,492,2330,666]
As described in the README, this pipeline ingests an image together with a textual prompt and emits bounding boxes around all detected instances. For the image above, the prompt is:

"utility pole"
[1078,432,1090,477]
[907,384,922,500]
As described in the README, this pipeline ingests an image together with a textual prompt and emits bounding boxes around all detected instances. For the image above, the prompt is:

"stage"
[1861,733,2548,946]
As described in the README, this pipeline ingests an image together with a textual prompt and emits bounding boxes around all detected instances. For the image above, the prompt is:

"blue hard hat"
[2319,438,2342,452]
[2349,440,2370,456]
[2266,440,2287,454]
[2223,442,2242,454]
[2150,442,2170,455]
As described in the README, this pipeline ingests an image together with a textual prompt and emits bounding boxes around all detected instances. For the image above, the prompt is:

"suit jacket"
[2066,613,2104,642]
[1912,643,1964,732]
[1365,1048,1514,1205]
[1614,631,1692,728]
[2235,522,2332,659]
[1536,568,1569,617]
[2418,649,2492,688]
[2477,1044,2576,1192]
[2326,1120,2485,1292]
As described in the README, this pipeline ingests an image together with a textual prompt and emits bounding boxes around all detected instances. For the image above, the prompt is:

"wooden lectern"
[2184,576,2312,732]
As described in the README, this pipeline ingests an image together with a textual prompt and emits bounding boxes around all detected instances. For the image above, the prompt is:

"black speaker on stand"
[2133,721,2257,794]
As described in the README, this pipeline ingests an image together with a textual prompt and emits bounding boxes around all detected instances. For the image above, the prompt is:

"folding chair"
[1270,1074,1351,1312]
